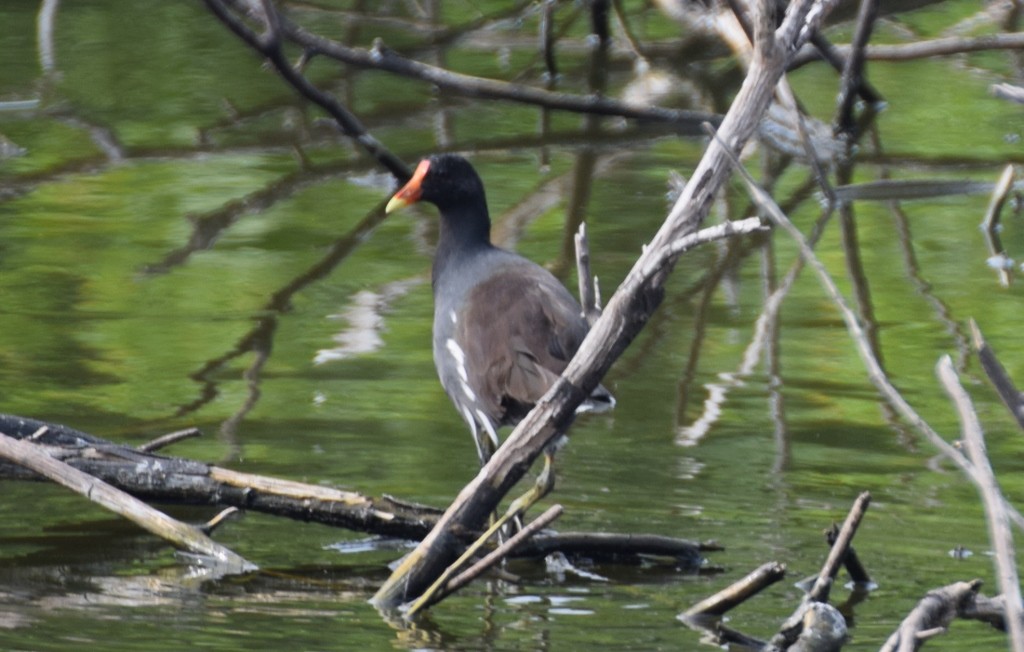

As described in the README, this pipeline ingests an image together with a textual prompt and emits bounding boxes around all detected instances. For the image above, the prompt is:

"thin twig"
[981,165,1015,231]
[444,504,564,598]
[204,0,411,180]
[705,123,1024,533]
[794,31,1024,66]
[834,0,878,134]
[937,355,1024,650]
[200,507,242,535]
[257,1,721,131]
[640,216,769,284]
[405,503,565,618]
[971,319,1024,430]
[540,0,557,80]
[980,165,1015,287]
[808,31,883,104]
[137,428,202,453]
[575,222,600,324]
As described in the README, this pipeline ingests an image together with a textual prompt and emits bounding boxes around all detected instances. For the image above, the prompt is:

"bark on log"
[0,413,440,539]
[0,414,712,564]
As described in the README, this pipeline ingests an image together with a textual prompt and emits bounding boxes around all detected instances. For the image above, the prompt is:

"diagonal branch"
[0,430,256,573]
[937,356,1024,650]
[370,0,830,614]
[205,0,411,180]
[208,0,721,140]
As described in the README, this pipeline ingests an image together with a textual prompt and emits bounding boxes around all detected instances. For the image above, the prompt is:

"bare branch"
[834,0,878,134]
[712,123,1024,533]
[411,504,565,614]
[881,580,984,652]
[204,0,410,180]
[137,428,202,453]
[971,319,1024,430]
[0,431,256,573]
[815,31,1024,63]
[808,491,872,603]
[937,356,1024,649]
[980,165,1016,287]
[575,222,601,324]
[680,561,786,619]
[249,3,720,131]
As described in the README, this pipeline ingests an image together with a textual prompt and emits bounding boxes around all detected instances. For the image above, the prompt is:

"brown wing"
[457,263,588,426]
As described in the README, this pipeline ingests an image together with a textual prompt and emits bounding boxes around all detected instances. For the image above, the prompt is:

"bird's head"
[385,154,486,215]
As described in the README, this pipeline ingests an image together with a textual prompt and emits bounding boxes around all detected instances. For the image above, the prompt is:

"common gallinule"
[385,154,614,476]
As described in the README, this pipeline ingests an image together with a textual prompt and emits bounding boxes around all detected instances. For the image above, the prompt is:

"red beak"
[385,159,431,213]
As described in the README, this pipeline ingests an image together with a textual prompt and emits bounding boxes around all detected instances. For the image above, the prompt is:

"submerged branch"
[767,492,869,650]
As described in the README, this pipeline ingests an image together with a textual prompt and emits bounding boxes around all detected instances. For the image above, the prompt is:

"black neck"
[433,202,493,282]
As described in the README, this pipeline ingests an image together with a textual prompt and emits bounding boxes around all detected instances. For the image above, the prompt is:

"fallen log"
[0,414,713,567]
[0,413,440,540]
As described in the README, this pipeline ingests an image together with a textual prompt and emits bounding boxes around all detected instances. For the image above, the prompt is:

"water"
[1,0,1021,649]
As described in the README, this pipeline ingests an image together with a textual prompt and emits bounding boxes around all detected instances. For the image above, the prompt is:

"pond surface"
[1,1,1022,650]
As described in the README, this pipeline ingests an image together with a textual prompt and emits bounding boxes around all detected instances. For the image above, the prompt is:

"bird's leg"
[508,448,556,520]
[477,417,500,466]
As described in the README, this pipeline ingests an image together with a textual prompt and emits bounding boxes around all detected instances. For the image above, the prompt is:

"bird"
[384,153,614,490]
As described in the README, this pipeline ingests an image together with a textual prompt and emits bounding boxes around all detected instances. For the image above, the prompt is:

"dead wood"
[765,492,869,651]
[971,319,1024,431]
[806,491,871,604]
[0,414,709,565]
[824,522,872,585]
[980,165,1016,287]
[0,429,255,574]
[791,31,1024,67]
[992,83,1024,104]
[680,560,787,620]
[575,222,601,325]
[203,0,410,181]
[964,592,1010,631]
[880,580,985,652]
[726,118,1024,535]
[679,495,869,652]
[937,356,1024,649]
[515,532,720,563]
[833,0,878,134]
[406,504,565,618]
[0,413,441,539]
[205,0,721,139]
[783,602,848,652]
